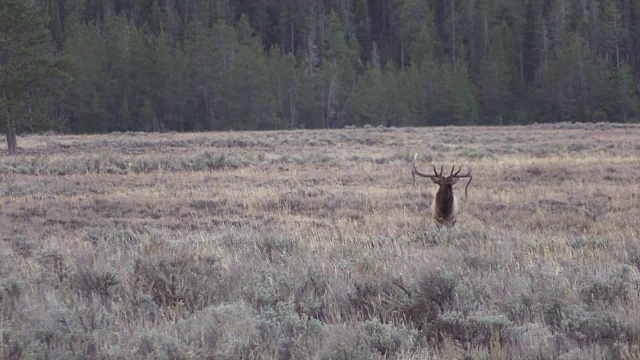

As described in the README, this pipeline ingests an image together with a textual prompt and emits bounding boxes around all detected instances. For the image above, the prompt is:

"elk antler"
[413,154,473,197]
[448,165,473,198]
[412,153,441,185]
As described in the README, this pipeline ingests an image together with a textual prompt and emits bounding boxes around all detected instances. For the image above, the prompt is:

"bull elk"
[411,154,472,227]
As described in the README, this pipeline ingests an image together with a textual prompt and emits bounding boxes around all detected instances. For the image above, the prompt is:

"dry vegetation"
[1,123,640,359]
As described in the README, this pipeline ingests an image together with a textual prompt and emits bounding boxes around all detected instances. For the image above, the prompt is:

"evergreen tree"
[354,0,372,65]
[398,0,436,67]
[184,20,237,130]
[521,0,539,84]
[269,47,298,128]
[153,31,187,131]
[348,66,389,126]
[218,36,278,130]
[534,32,610,122]
[47,0,66,49]
[64,21,110,132]
[477,21,517,124]
[431,60,478,125]
[105,15,135,131]
[0,0,68,154]
[611,62,639,122]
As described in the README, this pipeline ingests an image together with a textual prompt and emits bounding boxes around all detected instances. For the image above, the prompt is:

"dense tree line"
[2,0,640,144]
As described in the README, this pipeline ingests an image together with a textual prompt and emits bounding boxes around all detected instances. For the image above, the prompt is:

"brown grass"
[1,124,640,358]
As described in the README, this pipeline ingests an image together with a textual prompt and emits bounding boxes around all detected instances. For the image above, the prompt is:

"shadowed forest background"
[4,0,640,134]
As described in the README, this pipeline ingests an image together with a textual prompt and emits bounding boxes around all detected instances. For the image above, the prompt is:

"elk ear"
[450,178,460,184]
[430,177,440,184]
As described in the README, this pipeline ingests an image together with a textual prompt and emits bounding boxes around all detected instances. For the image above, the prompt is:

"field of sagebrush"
[1,124,640,359]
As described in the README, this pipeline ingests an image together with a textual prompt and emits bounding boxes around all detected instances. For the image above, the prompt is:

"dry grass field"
[1,123,640,359]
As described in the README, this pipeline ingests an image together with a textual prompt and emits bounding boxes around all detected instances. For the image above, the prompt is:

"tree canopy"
[2,0,640,145]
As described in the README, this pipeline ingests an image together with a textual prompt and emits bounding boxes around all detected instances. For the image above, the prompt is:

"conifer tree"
[1,0,68,154]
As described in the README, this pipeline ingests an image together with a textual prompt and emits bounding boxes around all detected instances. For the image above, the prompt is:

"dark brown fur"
[413,156,472,227]
[433,183,455,220]
[430,178,459,227]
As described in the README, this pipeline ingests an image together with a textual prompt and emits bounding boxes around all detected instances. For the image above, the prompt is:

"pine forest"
[3,0,640,139]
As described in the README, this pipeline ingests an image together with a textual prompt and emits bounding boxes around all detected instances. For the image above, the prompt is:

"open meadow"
[1,124,640,359]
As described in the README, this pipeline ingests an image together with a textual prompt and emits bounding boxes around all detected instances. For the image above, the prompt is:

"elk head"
[412,153,472,227]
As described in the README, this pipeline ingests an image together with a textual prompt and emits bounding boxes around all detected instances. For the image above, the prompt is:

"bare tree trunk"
[290,22,295,54]
[320,2,325,58]
[152,113,160,132]
[3,86,17,155]
[320,92,325,127]
[623,0,630,29]
[615,16,621,70]
[616,41,620,71]
[542,21,548,70]
[451,0,456,73]
[280,23,285,54]
[468,0,476,69]
[623,80,628,122]
[289,89,296,128]
[372,41,381,69]
[483,12,489,56]
[327,74,338,128]
[6,124,13,155]
[519,48,524,86]
[204,83,212,130]
[6,117,17,155]
[277,76,282,113]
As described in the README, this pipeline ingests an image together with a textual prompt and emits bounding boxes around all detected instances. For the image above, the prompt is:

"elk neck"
[435,184,455,215]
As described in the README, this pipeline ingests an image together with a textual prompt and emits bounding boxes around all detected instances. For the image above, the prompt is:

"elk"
[411,154,472,227]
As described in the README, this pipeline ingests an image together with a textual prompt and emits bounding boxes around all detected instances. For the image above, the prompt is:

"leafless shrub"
[129,252,224,313]
[293,269,329,320]
[412,268,460,316]
[436,312,512,352]
[73,268,120,304]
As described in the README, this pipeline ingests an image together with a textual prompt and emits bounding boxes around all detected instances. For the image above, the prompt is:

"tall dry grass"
[1,123,640,358]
